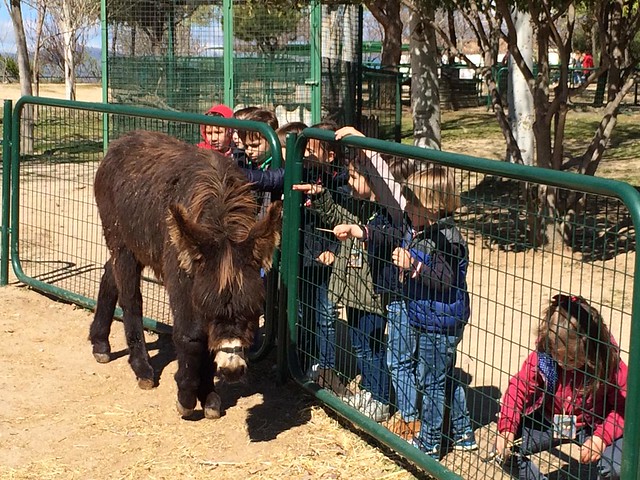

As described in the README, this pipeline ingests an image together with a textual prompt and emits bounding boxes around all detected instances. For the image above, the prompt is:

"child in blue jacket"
[334,165,477,459]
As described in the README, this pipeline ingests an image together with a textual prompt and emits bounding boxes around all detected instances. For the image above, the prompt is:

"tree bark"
[7,0,34,154]
[410,2,440,150]
[507,9,534,166]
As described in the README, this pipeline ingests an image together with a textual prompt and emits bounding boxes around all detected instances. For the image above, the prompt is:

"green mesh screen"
[104,1,400,139]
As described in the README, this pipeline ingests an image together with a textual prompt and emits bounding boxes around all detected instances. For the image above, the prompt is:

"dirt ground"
[0,285,429,480]
[0,84,103,103]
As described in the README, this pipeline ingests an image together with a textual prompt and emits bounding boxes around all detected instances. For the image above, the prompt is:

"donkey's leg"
[113,249,154,389]
[173,325,209,418]
[199,350,221,419]
[169,283,211,417]
[89,258,118,363]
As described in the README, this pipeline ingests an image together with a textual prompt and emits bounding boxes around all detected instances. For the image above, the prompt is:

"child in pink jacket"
[495,294,626,480]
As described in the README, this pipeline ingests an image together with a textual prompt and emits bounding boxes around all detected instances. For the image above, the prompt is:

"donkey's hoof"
[176,400,194,418]
[93,352,111,364]
[137,378,155,390]
[203,392,222,419]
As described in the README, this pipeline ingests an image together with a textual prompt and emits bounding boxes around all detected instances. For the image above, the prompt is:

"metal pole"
[101,0,109,151]
[1,100,12,285]
[308,0,321,124]
[223,0,234,108]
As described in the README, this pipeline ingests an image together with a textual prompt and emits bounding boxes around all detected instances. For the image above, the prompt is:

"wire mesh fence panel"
[104,2,400,140]
[283,129,637,478]
[12,101,283,355]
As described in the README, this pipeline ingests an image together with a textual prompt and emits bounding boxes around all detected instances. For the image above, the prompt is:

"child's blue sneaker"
[452,432,478,451]
[410,439,440,460]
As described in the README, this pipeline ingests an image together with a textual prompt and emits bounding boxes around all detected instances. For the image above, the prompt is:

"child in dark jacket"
[494,294,626,480]
[334,165,477,459]
[293,155,391,421]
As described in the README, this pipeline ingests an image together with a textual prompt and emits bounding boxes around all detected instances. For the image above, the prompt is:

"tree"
[233,0,303,54]
[506,8,534,166]
[4,0,34,153]
[410,0,441,149]
[45,0,100,100]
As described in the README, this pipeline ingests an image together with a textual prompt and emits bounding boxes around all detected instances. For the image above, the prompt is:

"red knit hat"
[206,104,233,118]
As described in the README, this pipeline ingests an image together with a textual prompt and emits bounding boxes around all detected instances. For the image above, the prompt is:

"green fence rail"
[3,98,640,478]
[7,96,282,358]
[281,127,640,478]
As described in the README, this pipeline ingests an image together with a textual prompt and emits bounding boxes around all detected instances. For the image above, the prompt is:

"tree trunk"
[507,9,534,166]
[365,0,402,112]
[61,0,77,101]
[410,3,440,150]
[8,0,34,154]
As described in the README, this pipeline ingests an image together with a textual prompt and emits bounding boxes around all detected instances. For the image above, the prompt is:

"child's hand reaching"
[316,251,335,266]
[334,126,365,140]
[392,247,412,269]
[292,183,323,195]
[333,224,364,240]
[580,436,605,463]
[494,431,516,462]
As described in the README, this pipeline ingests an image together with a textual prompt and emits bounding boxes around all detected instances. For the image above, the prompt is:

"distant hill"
[1,47,102,82]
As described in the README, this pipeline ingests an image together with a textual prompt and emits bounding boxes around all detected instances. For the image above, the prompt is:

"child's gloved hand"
[580,435,605,463]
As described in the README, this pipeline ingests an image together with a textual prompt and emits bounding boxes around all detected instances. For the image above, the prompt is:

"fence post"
[1,99,12,286]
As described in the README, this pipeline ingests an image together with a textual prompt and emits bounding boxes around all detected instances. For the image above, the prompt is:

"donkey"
[89,130,281,419]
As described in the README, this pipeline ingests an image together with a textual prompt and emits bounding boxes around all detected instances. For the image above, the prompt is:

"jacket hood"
[199,104,233,150]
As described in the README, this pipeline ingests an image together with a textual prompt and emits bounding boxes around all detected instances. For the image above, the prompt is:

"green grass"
[400,106,640,185]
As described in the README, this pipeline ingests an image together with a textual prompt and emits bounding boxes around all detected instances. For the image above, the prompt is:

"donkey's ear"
[167,204,204,274]
[250,200,282,272]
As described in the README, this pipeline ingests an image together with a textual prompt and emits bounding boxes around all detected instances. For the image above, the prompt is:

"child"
[197,104,234,155]
[293,154,391,421]
[242,122,307,195]
[334,165,477,458]
[236,108,279,171]
[298,121,349,394]
[494,294,626,480]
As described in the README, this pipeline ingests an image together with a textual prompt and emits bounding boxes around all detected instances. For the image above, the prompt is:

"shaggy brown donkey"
[89,130,282,419]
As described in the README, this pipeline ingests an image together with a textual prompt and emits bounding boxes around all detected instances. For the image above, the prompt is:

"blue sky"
[0,3,101,54]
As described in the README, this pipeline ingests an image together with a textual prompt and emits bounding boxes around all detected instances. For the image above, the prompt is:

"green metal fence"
[3,98,640,478]
[282,128,640,478]
[6,96,282,358]
[101,1,403,141]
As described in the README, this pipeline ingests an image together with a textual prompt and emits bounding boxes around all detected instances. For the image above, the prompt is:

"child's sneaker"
[357,391,390,422]
[452,432,479,451]
[342,390,390,422]
[410,438,440,460]
[307,364,347,395]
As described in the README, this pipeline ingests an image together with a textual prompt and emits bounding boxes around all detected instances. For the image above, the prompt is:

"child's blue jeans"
[413,329,474,451]
[386,300,419,421]
[348,308,390,404]
[511,412,623,480]
[315,280,338,369]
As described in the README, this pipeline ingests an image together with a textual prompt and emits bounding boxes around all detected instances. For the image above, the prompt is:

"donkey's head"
[168,193,282,382]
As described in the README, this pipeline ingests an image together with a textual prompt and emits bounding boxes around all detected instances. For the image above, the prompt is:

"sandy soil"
[0,83,104,103]
[0,285,430,480]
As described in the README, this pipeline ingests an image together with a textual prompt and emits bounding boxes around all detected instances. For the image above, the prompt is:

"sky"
[0,2,101,54]
[0,2,19,54]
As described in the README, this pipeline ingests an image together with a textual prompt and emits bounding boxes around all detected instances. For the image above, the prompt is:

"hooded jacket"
[197,104,233,155]
[401,219,470,333]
